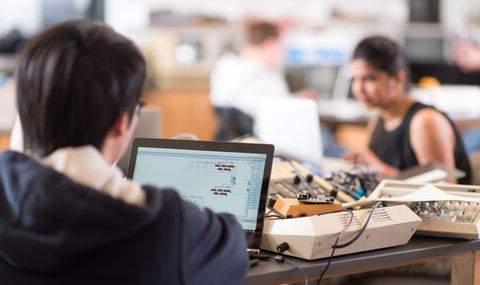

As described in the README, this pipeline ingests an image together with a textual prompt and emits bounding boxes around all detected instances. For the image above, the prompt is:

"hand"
[294,89,318,100]
[344,149,378,164]
[344,150,399,177]
[453,41,480,72]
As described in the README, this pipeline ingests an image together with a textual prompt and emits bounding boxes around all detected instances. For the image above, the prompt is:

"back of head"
[16,20,146,157]
[246,21,279,46]
[352,35,409,78]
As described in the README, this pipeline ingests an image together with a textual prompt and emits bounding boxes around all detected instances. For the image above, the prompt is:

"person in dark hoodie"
[0,20,248,285]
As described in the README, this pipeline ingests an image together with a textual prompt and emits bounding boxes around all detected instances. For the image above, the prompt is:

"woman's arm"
[410,108,456,169]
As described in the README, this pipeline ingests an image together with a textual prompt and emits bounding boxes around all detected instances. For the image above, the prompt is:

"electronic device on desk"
[262,204,422,260]
[370,180,480,239]
[297,192,335,204]
[324,168,380,200]
[269,160,355,204]
[127,138,274,252]
[272,194,341,218]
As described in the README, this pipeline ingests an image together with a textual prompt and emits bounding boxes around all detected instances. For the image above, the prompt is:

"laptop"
[127,138,274,251]
[254,97,323,166]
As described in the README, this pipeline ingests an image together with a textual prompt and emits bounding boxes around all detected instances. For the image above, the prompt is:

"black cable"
[316,210,354,285]
[265,206,287,219]
[265,214,284,219]
[316,202,381,284]
[282,258,309,285]
[335,202,381,249]
[251,253,309,285]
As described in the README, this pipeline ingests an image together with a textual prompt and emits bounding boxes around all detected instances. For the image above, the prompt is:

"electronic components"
[269,161,355,204]
[370,180,480,239]
[297,192,335,204]
[407,201,480,223]
[270,176,336,199]
[324,170,380,200]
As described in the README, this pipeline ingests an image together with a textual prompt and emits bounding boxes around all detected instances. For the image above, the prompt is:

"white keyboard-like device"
[370,180,480,239]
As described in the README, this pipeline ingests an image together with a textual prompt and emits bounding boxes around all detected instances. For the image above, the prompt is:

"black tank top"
[369,102,472,184]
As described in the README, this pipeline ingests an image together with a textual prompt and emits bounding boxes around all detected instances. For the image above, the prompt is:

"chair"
[214,107,254,141]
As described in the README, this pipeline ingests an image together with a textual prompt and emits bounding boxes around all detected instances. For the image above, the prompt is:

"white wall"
[143,0,331,23]
[442,0,480,30]
[105,0,150,34]
[0,0,42,35]
[1,0,477,36]
[104,0,411,34]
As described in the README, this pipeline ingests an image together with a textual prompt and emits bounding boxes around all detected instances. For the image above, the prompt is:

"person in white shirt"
[210,21,317,140]
[211,21,290,118]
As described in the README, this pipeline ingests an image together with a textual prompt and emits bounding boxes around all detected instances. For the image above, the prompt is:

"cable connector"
[274,255,285,263]
[276,242,290,253]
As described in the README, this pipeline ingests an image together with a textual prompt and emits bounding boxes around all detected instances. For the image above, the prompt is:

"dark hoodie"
[0,151,248,284]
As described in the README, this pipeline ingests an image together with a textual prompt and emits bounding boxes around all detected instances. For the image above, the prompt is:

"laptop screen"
[132,147,266,231]
[254,97,323,166]
[127,139,274,249]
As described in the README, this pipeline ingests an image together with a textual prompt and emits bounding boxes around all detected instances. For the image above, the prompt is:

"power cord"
[283,258,309,285]
[265,205,287,220]
[335,202,381,249]
[316,202,381,285]
[316,210,354,285]
[250,253,309,285]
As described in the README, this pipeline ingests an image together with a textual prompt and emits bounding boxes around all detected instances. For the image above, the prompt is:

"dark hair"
[352,36,410,86]
[16,20,146,157]
[246,21,279,46]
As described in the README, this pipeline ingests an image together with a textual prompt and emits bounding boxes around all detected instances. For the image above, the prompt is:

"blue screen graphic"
[132,147,267,231]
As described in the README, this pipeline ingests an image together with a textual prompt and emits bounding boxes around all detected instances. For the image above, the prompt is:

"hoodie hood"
[0,151,160,274]
[41,146,145,206]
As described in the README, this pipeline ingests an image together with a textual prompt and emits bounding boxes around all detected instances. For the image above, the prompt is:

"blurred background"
[2,0,480,157]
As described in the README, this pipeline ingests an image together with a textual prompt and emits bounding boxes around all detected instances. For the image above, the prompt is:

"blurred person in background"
[453,37,480,74]
[452,30,480,154]
[348,35,471,184]
[210,20,292,141]
[211,21,293,118]
[210,20,343,156]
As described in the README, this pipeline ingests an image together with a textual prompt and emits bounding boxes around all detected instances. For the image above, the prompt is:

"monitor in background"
[127,138,274,250]
[254,97,323,166]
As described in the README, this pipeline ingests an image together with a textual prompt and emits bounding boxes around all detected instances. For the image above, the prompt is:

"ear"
[394,70,407,88]
[263,38,279,49]
[110,112,131,137]
[101,112,136,165]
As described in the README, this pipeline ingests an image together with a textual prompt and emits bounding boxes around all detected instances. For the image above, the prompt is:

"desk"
[245,236,480,285]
